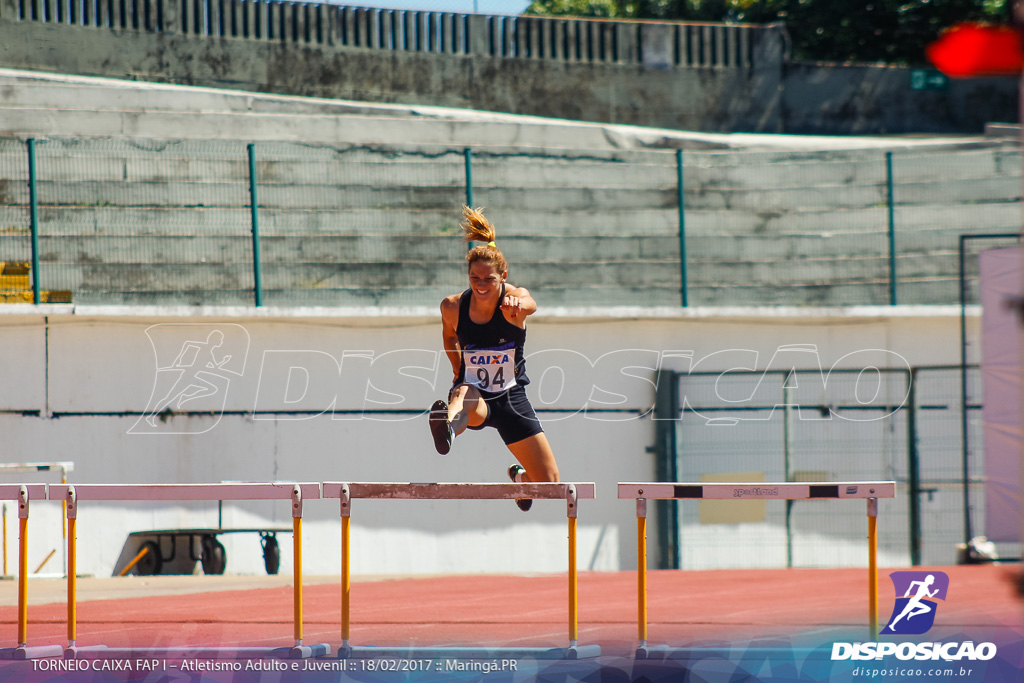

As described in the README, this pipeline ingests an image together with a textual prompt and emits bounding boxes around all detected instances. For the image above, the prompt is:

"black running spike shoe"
[429,400,454,455]
[507,463,532,512]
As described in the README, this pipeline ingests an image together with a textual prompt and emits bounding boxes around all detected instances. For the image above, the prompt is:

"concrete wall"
[783,62,1020,135]
[0,6,786,133]
[0,304,974,577]
[0,0,1015,134]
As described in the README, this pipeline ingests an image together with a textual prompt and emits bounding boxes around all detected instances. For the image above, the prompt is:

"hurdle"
[49,482,331,659]
[618,481,897,659]
[0,463,74,577]
[0,484,65,661]
[322,482,601,660]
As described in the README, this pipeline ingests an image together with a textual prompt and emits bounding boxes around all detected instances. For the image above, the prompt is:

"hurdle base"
[0,645,65,660]
[64,644,331,659]
[338,645,601,660]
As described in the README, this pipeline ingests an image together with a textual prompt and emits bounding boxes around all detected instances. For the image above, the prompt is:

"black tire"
[135,540,162,576]
[200,535,227,575]
[261,533,280,575]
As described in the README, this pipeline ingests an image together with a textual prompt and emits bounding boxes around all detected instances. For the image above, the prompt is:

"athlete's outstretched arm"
[440,296,462,383]
[501,285,537,323]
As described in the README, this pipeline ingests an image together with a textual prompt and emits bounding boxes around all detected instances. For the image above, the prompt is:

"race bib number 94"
[464,343,517,393]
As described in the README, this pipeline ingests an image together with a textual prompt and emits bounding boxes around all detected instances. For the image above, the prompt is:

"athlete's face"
[468,261,506,300]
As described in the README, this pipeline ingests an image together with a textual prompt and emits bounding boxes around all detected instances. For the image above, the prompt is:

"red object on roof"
[926,23,1024,77]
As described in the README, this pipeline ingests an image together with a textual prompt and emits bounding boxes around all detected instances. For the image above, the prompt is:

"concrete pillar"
[640,22,673,69]
[0,0,19,22]
[467,13,486,56]
[750,22,787,132]
[616,21,637,64]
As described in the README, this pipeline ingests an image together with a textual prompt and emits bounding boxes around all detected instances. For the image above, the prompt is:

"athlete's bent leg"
[506,433,560,483]
[448,385,488,436]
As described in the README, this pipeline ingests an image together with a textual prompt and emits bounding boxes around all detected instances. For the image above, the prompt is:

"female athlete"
[428,206,560,511]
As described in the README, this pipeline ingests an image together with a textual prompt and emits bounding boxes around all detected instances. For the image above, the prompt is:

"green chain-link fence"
[0,137,1020,308]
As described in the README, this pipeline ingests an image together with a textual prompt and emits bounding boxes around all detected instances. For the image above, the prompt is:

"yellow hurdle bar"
[618,481,896,657]
[324,481,599,659]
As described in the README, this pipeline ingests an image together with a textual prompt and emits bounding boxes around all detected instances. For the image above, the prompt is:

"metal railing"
[8,0,778,68]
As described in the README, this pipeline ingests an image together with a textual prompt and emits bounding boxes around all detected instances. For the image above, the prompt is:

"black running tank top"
[455,285,529,394]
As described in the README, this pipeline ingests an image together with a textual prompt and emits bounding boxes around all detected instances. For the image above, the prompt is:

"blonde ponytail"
[460,206,508,272]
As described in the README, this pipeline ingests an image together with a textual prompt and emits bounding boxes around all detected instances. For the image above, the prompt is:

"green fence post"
[27,138,40,305]
[464,147,474,251]
[907,367,921,565]
[464,147,474,208]
[886,151,897,305]
[247,143,263,307]
[677,149,688,307]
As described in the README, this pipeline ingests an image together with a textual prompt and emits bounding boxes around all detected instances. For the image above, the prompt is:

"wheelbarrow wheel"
[261,532,280,575]
[200,535,226,575]
[135,540,162,576]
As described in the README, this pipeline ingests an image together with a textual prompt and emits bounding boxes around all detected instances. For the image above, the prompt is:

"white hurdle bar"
[618,481,897,659]
[322,482,601,660]
[48,483,330,660]
[0,484,64,661]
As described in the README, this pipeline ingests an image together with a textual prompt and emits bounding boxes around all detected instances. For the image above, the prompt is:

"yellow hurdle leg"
[868,498,879,640]
[293,516,303,645]
[68,516,77,646]
[568,516,578,646]
[342,515,350,644]
[637,499,648,647]
[18,517,27,647]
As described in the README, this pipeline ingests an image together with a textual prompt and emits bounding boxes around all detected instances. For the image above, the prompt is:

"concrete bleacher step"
[1,68,1015,154]
[0,68,1019,309]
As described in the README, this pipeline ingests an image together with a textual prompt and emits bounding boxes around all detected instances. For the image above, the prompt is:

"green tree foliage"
[522,0,1008,64]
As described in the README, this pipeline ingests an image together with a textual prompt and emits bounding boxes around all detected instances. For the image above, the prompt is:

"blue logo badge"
[880,571,949,635]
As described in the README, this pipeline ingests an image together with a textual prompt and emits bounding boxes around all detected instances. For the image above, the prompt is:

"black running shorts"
[451,384,544,446]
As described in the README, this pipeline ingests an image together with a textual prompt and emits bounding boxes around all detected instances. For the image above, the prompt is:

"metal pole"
[907,368,921,565]
[566,484,578,649]
[340,484,351,649]
[868,497,879,640]
[464,147,473,208]
[783,371,793,568]
[464,148,474,252]
[636,498,647,648]
[247,143,263,307]
[886,151,897,305]
[958,235,972,547]
[28,139,40,305]
[17,487,28,647]
[291,486,302,647]
[66,487,77,649]
[677,149,688,307]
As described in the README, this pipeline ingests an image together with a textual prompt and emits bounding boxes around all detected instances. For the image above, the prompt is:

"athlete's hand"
[501,295,522,317]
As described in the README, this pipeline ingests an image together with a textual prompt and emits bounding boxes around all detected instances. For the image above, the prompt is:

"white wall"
[0,304,973,578]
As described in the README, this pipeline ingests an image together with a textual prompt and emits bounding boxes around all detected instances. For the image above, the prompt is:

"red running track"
[1,566,1021,656]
